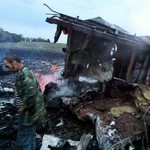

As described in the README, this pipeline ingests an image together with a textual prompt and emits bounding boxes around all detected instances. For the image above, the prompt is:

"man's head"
[4,54,23,72]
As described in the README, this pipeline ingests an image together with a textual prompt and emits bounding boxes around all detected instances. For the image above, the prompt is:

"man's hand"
[18,106,25,114]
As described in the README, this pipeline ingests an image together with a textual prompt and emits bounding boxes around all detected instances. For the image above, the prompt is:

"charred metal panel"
[45,5,150,83]
[46,17,149,51]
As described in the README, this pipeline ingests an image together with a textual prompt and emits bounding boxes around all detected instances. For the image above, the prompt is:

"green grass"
[0,41,66,53]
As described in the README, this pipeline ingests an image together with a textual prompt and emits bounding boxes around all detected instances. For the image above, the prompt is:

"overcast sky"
[1,0,150,43]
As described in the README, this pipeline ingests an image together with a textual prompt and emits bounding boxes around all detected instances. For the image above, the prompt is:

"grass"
[0,41,66,53]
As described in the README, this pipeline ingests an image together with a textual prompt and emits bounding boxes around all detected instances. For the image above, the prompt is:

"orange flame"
[52,65,58,70]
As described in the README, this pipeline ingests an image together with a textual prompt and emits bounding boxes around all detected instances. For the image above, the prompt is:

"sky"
[1,0,150,43]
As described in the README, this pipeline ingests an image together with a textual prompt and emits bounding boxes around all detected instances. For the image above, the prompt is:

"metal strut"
[43,3,60,14]
[143,106,150,149]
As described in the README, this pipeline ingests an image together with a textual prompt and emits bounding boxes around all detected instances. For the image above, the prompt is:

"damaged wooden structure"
[44,4,150,150]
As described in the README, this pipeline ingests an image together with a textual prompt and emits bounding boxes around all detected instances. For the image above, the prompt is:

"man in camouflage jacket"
[4,54,46,150]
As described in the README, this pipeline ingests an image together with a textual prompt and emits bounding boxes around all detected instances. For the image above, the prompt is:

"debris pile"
[44,4,150,149]
[43,79,148,149]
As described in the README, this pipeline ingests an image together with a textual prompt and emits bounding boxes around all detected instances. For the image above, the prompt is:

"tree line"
[0,28,50,42]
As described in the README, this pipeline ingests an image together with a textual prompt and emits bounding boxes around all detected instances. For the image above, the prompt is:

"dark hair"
[4,54,21,63]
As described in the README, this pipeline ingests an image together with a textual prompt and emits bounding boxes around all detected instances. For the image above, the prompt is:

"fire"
[51,65,58,71]
[34,71,62,92]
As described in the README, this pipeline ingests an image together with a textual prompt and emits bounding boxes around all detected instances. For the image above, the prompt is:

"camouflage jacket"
[15,66,46,126]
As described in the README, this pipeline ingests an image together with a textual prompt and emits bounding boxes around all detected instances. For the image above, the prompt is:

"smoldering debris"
[0,50,150,150]
[43,78,149,149]
[0,102,18,149]
[1,65,150,150]
[41,133,93,150]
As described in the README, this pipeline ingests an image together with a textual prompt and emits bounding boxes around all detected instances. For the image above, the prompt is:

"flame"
[52,65,58,71]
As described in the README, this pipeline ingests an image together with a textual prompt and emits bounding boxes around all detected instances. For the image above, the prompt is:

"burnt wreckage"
[1,5,150,150]
[44,4,150,150]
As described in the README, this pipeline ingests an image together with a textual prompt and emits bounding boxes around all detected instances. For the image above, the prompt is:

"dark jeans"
[15,113,36,150]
